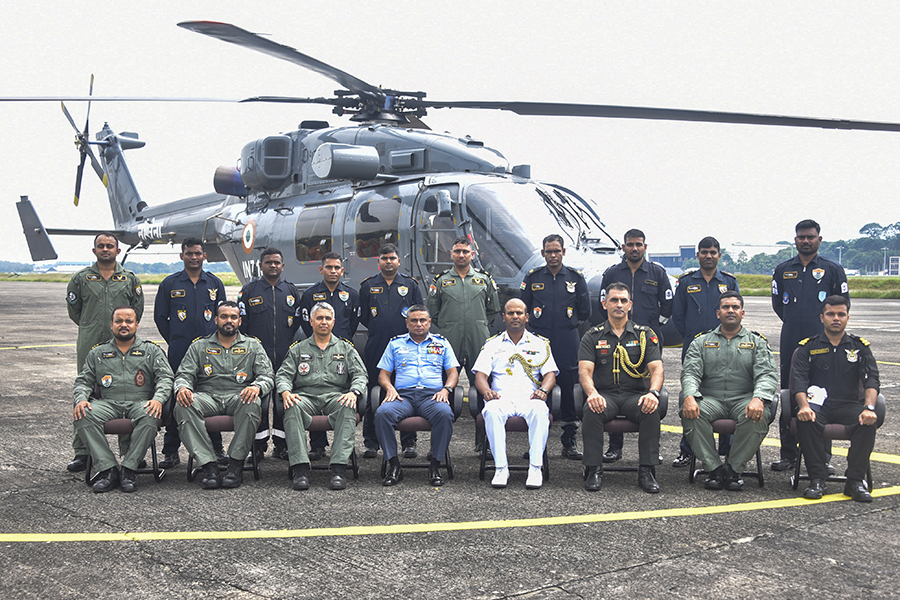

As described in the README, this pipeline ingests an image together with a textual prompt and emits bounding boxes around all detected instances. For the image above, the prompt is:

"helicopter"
[16,21,900,346]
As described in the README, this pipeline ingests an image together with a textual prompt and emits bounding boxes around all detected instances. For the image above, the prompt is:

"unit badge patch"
[567,307,573,319]
[177,309,187,321]
[718,284,728,294]
[298,362,311,375]
[398,286,409,297]
[204,309,212,321]
[67,291,78,304]
[845,349,858,363]
[209,288,217,301]
[203,364,213,376]
[566,280,576,293]
[101,375,112,388]
[818,291,827,302]
[135,370,145,386]
[338,291,349,302]
[336,363,345,375]
[236,372,247,384]
[287,316,293,327]
[371,307,378,318]
[401,307,409,318]
[812,268,825,281]
[533,307,542,319]
[286,295,294,307]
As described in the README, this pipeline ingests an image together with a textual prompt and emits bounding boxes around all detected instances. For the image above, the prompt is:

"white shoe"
[491,467,509,488]
[525,465,543,489]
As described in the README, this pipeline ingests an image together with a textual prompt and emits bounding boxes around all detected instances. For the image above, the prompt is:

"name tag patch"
[231,347,247,354]
[531,283,545,291]
[206,348,222,355]
[738,342,754,349]
[810,348,829,355]
[686,285,701,293]
[704,341,719,348]
[248,296,264,306]
[171,289,186,298]
[783,271,798,279]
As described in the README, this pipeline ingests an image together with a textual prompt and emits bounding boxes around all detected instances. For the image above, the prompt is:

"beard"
[114,330,136,342]
[217,323,237,337]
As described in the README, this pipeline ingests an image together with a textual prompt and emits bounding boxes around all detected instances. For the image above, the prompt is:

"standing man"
[65,232,144,472]
[520,234,591,460]
[375,305,459,487]
[597,229,672,463]
[73,306,173,493]
[359,243,424,459]
[237,248,302,461]
[277,303,367,491]
[680,292,777,491]
[670,236,740,467]
[473,299,557,489]
[174,302,271,489]
[771,219,849,472]
[579,283,663,494]
[793,296,880,502]
[427,236,501,453]
[154,238,227,469]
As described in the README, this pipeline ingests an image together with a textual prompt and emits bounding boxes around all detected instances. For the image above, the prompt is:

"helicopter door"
[294,204,337,286]
[412,183,463,282]
[346,192,401,279]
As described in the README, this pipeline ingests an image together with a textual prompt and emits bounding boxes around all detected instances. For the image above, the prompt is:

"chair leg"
[351,450,359,480]
[380,459,387,479]
[755,447,764,487]
[542,447,550,481]
[445,450,454,479]
[84,455,94,486]
[479,436,488,480]
[791,450,802,490]
[688,454,697,484]
[250,445,260,481]
[151,444,165,483]
[186,454,197,482]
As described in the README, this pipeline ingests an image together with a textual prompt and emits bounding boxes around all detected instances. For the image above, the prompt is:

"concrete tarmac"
[0,282,897,599]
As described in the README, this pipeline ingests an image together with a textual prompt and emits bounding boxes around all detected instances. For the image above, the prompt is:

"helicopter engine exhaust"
[312,143,380,181]
[213,165,248,197]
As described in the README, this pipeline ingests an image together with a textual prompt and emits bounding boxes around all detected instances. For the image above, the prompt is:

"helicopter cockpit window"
[295,206,334,262]
[418,184,460,275]
[355,198,400,258]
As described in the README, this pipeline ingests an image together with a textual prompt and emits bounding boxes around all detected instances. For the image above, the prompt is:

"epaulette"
[389,333,406,341]
[589,324,606,334]
[751,331,768,341]
[679,268,699,278]
[527,268,537,275]
[360,274,376,284]
[90,342,105,350]
[634,323,650,331]
[849,333,871,347]
[532,332,551,343]
[288,339,302,349]
[437,268,453,277]
[797,337,810,346]
[694,329,712,339]
[191,336,204,343]
[473,266,492,277]
[484,332,501,343]
[430,332,447,341]
[145,339,162,348]
[720,270,736,278]
[337,336,353,344]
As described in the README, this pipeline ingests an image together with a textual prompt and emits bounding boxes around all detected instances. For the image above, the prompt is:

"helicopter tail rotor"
[62,75,108,206]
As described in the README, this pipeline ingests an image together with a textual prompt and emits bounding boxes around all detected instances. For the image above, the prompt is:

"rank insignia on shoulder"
[751,331,767,341]
[798,337,810,346]
[859,337,871,346]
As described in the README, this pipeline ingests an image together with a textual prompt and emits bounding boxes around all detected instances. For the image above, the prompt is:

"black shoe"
[330,466,347,490]
[362,447,378,459]
[770,458,796,472]
[214,446,229,466]
[803,479,826,500]
[67,455,89,472]
[843,479,872,503]
[672,452,692,468]
[383,463,403,486]
[638,466,660,494]
[562,444,583,460]
[272,445,289,461]
[292,465,310,491]
[476,445,493,460]
[159,453,181,469]
[826,462,836,476]
[92,467,120,493]
[120,467,137,493]
[200,462,221,489]
[602,448,622,463]
[309,447,326,461]
[428,465,444,487]
[402,442,418,459]
[705,465,726,490]
[137,459,147,470]
[221,458,244,488]
[724,464,744,491]
[584,466,603,491]
[522,450,530,459]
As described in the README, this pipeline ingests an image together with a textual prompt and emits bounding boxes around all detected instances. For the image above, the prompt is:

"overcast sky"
[3,2,899,264]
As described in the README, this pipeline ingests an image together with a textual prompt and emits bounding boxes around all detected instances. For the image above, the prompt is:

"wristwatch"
[648,389,661,399]
[865,404,876,412]
[442,386,453,394]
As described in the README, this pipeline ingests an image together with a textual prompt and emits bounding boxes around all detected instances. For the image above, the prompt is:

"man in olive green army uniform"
[66,233,145,472]
[174,301,272,489]
[277,302,367,491]
[426,236,500,452]
[681,291,778,491]
[73,306,173,493]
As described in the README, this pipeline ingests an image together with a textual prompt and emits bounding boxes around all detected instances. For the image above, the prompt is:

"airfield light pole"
[836,246,844,265]
[883,247,889,274]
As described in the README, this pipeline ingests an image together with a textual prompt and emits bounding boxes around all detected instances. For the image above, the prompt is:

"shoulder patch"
[720,270,735,278]
[679,268,699,278]
[797,337,810,346]
[751,331,768,341]
[694,330,711,339]
[858,337,870,347]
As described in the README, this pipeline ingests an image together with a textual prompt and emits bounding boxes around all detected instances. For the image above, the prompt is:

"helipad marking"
[0,343,75,350]
[1,486,898,543]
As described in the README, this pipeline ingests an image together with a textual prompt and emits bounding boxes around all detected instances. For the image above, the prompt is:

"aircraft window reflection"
[295,206,334,262]
[418,185,460,275]
[355,198,400,258]
[465,182,575,279]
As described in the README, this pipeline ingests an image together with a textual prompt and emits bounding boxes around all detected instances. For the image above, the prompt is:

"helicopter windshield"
[464,181,613,278]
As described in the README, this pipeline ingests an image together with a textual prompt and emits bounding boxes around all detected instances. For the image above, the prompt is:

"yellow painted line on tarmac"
[0,343,75,350]
[2,486,899,543]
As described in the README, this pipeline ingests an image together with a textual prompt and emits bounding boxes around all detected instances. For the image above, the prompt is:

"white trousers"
[482,397,550,469]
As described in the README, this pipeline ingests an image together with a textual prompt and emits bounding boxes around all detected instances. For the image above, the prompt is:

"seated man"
[277,302,367,491]
[473,298,557,489]
[73,306,173,493]
[680,291,777,491]
[375,305,459,487]
[793,295,880,502]
[578,282,663,494]
[174,301,271,489]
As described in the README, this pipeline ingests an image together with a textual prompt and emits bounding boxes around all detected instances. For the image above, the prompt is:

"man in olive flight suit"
[73,306,173,493]
[174,301,272,489]
[66,232,145,472]
[426,236,500,452]
[277,302,368,491]
[681,291,778,491]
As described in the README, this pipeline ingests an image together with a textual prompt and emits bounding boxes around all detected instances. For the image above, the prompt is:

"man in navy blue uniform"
[520,234,591,459]
[671,236,739,467]
[358,243,424,459]
[597,228,672,463]
[298,252,361,459]
[238,247,302,460]
[771,219,849,471]
[375,305,459,486]
[154,238,227,469]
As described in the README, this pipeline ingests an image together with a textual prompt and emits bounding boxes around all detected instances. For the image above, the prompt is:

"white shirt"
[473,330,558,399]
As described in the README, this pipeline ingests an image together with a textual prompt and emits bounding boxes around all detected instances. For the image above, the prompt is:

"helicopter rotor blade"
[60,101,81,134]
[415,100,900,133]
[83,74,94,137]
[178,21,384,100]
[74,150,87,206]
